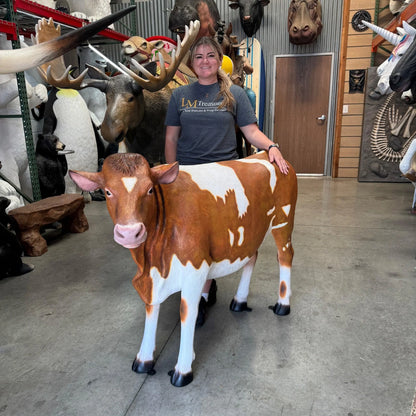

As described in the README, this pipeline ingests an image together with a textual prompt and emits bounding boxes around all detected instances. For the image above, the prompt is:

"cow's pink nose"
[114,223,147,248]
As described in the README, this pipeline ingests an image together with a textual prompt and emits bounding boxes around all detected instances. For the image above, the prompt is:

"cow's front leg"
[169,281,204,387]
[132,303,160,375]
[230,253,257,312]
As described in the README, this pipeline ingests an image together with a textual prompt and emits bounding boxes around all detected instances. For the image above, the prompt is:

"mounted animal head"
[362,20,416,98]
[288,0,322,45]
[228,0,270,38]
[169,0,221,39]
[42,21,200,147]
[0,6,135,74]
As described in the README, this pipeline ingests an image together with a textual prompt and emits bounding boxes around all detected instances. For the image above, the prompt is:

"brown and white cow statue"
[70,151,297,387]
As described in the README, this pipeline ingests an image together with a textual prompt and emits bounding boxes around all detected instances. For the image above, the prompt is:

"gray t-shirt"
[165,82,258,165]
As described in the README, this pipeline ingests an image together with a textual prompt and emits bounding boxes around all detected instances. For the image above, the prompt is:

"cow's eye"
[127,95,135,103]
[105,189,112,197]
[148,187,153,195]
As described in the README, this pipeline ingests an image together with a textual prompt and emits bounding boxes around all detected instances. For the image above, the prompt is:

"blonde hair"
[190,37,235,111]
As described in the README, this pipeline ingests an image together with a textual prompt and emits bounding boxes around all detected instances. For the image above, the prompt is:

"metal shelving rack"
[0,0,131,201]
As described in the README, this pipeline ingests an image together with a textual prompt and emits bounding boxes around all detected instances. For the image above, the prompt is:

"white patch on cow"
[237,226,244,246]
[267,207,276,216]
[149,255,209,304]
[238,156,278,192]
[272,222,288,230]
[180,164,249,218]
[208,256,252,279]
[122,177,137,193]
[229,229,234,246]
[282,204,291,217]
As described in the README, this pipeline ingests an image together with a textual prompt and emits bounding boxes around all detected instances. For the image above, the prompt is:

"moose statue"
[44,21,201,166]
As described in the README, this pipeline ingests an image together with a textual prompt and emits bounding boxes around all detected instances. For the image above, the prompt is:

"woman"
[165,36,289,326]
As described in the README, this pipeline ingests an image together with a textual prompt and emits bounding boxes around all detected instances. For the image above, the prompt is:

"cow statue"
[228,0,270,38]
[169,0,221,39]
[288,0,323,45]
[362,20,416,100]
[69,151,297,387]
[45,21,200,166]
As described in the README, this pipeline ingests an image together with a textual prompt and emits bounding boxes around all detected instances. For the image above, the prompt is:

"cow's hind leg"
[230,253,257,312]
[132,303,160,375]
[269,227,294,316]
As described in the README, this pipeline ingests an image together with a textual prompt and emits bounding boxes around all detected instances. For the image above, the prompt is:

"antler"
[118,20,200,92]
[46,65,90,89]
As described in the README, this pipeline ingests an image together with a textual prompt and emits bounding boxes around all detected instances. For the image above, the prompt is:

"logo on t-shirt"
[181,98,225,112]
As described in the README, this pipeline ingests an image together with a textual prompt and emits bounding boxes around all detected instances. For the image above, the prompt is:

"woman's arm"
[165,125,181,164]
[240,123,289,174]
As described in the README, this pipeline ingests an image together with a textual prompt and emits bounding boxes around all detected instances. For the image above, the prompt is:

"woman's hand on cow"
[268,146,289,175]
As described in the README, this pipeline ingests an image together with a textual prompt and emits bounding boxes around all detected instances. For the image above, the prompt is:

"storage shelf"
[1,0,129,43]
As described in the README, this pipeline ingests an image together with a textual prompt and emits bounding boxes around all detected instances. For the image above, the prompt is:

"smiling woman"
[164,35,289,327]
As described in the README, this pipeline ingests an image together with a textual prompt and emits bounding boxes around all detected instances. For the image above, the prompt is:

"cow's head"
[70,153,179,249]
[228,0,270,37]
[288,0,322,45]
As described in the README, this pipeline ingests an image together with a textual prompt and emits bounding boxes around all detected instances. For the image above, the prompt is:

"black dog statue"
[0,197,34,279]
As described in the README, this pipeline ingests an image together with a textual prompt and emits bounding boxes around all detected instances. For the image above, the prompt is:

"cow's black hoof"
[132,358,156,375]
[168,369,193,387]
[269,302,290,316]
[230,298,252,312]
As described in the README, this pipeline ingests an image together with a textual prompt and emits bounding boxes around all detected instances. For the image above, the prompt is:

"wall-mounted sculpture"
[228,0,270,38]
[288,0,322,45]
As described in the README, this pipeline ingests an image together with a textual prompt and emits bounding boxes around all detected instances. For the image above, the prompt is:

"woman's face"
[192,44,222,84]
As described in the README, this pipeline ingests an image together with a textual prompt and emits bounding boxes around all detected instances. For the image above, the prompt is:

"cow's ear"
[69,170,104,191]
[151,162,179,184]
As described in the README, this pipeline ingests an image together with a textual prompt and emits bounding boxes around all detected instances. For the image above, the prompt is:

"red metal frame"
[0,19,18,40]
[12,0,129,42]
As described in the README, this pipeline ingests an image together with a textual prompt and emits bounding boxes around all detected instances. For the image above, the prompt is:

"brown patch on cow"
[180,298,188,323]
[280,281,287,299]
[145,304,153,315]
[132,263,153,305]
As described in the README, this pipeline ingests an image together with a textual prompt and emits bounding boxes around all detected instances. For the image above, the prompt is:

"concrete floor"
[1,177,415,416]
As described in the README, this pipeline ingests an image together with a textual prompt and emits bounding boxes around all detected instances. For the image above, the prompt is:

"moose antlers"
[45,20,200,93]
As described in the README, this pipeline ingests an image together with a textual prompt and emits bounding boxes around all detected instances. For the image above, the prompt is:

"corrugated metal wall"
[109,0,343,172]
